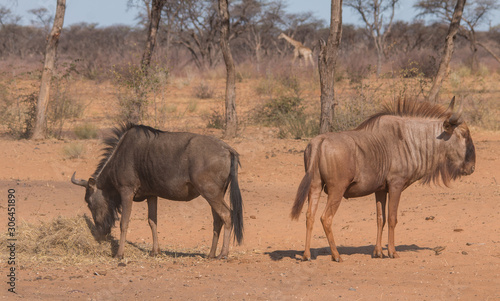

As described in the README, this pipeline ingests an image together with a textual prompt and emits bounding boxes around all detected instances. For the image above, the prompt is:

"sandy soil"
[0,124,499,301]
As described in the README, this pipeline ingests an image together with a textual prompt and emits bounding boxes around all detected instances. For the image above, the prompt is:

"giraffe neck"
[280,34,303,48]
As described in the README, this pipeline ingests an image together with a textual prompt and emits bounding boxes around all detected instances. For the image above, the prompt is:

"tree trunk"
[374,35,383,76]
[318,0,342,134]
[376,45,383,76]
[31,0,66,140]
[469,29,478,73]
[427,0,465,103]
[218,0,238,138]
[141,0,167,72]
[127,0,166,124]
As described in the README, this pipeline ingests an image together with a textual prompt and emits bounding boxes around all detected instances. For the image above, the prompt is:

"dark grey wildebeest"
[72,123,243,259]
[291,97,475,262]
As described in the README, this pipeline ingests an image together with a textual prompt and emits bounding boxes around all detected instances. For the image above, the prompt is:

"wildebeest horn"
[445,96,463,125]
[71,172,88,187]
[446,96,456,112]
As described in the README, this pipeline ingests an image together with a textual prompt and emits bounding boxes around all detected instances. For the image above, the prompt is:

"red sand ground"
[1,128,499,300]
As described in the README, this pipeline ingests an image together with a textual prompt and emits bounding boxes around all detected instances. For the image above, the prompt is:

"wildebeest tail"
[229,151,244,245]
[291,141,320,220]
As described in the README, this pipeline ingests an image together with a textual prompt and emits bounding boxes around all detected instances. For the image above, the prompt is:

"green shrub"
[74,123,98,139]
[256,96,304,126]
[277,113,319,139]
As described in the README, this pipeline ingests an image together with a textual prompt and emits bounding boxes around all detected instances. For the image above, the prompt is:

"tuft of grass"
[62,142,85,159]
[187,99,198,113]
[74,123,99,139]
[193,82,215,99]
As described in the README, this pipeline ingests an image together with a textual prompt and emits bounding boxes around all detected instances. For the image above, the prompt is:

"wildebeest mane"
[92,122,164,178]
[356,98,452,130]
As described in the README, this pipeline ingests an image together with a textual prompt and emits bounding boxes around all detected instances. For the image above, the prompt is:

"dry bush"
[462,97,499,130]
[332,93,378,132]
[112,63,169,124]
[0,90,37,139]
[193,82,215,99]
[394,49,438,78]
[253,72,319,139]
[206,109,225,129]
[342,51,374,83]
[62,142,85,159]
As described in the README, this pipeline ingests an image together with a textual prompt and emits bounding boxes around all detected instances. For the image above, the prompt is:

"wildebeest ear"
[88,178,96,188]
[443,120,455,134]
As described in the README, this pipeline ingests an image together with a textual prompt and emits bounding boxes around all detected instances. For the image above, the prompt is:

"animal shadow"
[266,244,432,261]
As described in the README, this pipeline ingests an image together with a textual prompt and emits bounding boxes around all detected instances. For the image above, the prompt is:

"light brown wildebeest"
[291,97,476,262]
[72,123,243,259]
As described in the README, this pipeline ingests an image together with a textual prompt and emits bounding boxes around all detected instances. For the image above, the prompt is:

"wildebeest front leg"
[116,189,134,259]
[373,191,387,258]
[147,196,160,256]
[387,186,403,259]
[208,208,223,259]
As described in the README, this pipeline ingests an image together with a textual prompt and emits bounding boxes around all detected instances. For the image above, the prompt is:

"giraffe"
[278,33,314,67]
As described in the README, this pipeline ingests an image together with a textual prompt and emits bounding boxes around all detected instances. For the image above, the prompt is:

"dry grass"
[12,215,208,265]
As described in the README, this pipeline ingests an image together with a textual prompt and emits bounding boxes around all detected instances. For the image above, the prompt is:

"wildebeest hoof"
[388,252,400,259]
[373,250,384,258]
[332,256,343,263]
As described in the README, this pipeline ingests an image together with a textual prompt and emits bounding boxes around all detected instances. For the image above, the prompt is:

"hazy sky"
[7,0,498,30]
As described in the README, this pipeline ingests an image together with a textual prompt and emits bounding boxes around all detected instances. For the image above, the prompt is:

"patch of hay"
[9,215,210,266]
[14,215,151,265]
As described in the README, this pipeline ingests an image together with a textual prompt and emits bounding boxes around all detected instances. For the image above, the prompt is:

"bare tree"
[31,0,66,140]
[218,0,237,138]
[174,0,222,70]
[345,0,399,76]
[28,7,54,34]
[319,0,342,134]
[416,0,500,73]
[232,0,285,71]
[423,0,465,102]
[0,5,19,27]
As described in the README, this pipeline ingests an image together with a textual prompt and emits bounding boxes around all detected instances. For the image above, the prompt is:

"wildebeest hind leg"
[373,191,387,258]
[204,194,231,259]
[208,208,223,258]
[320,189,344,262]
[303,181,322,261]
[116,189,134,259]
[147,196,160,256]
